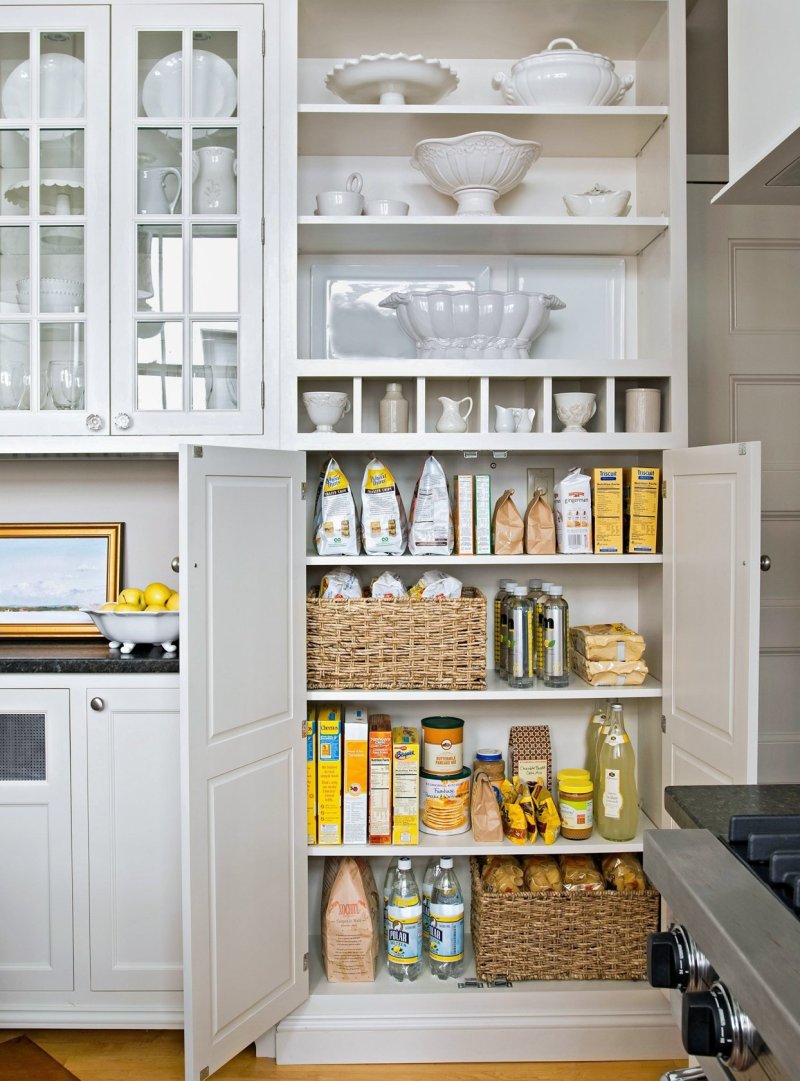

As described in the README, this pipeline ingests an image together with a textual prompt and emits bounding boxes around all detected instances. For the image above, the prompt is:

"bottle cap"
[439,857,453,869]
[610,701,623,710]
[541,582,553,590]
[514,586,528,596]
[476,748,502,761]
[498,579,513,589]
[528,579,542,590]
[505,581,519,590]
[398,857,412,870]
[549,585,563,595]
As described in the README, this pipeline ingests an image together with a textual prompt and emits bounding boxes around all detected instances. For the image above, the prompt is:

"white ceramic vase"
[192,146,237,214]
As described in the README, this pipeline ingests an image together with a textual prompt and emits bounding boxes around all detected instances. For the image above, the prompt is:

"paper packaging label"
[368,715,392,844]
[625,467,660,553]
[317,706,342,845]
[392,726,419,845]
[474,475,492,555]
[453,475,474,555]
[306,708,317,845]
[553,468,592,554]
[343,710,368,845]
[517,757,549,788]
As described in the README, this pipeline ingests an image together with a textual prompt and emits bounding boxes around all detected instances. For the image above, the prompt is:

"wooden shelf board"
[294,431,678,451]
[293,358,674,379]
[307,671,662,701]
[307,553,662,565]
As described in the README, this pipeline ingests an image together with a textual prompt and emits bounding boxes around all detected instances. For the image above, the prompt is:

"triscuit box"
[368,714,393,845]
[625,466,660,553]
[343,709,368,845]
[391,726,419,845]
[306,707,317,845]
[474,475,492,555]
[553,467,592,554]
[453,475,475,555]
[592,467,623,555]
[317,706,343,845]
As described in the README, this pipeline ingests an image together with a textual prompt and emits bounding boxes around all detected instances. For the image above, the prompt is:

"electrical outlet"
[527,467,554,506]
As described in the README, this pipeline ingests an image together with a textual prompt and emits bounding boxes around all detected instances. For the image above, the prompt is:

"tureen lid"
[513,37,616,70]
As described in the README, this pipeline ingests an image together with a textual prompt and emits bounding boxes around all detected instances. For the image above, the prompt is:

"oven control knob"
[648,931,686,989]
[682,988,734,1059]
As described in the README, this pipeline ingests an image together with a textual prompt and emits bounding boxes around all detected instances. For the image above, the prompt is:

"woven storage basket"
[469,857,659,981]
[307,588,486,690]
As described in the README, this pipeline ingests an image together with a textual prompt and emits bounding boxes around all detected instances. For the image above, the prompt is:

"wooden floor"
[1,1031,686,1081]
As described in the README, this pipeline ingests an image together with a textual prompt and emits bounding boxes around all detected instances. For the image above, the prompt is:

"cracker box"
[508,724,552,790]
[368,714,392,845]
[391,726,420,845]
[592,467,623,554]
[343,709,369,845]
[625,466,660,553]
[553,467,592,554]
[306,707,317,845]
[453,475,475,555]
[474,475,492,555]
[317,706,343,845]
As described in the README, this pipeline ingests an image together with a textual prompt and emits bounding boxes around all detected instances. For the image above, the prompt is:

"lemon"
[100,601,116,611]
[118,587,145,609]
[114,602,142,613]
[144,604,167,612]
[144,581,173,607]
[165,591,179,611]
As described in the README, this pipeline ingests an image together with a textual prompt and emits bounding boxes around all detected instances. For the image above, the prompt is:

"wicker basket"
[469,857,660,981]
[307,588,486,691]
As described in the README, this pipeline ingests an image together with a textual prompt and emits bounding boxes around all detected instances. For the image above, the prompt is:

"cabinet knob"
[89,696,105,712]
[760,554,772,572]
[86,413,104,432]
[171,556,180,573]
[114,412,132,430]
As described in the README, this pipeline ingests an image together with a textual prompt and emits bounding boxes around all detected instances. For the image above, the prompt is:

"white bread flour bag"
[313,458,359,556]
[553,467,592,554]
[408,455,454,556]
[360,458,408,555]
[321,856,379,983]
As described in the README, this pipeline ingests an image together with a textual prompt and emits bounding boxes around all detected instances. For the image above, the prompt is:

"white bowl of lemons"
[82,581,179,654]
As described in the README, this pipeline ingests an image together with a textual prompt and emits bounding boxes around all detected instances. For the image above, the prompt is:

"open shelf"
[307,553,662,565]
[293,359,673,379]
[298,106,668,158]
[296,430,677,451]
[297,217,669,256]
[307,671,662,701]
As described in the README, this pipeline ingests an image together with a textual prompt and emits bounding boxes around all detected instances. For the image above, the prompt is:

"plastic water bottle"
[421,856,438,954]
[428,856,464,980]
[382,858,398,956]
[543,585,570,688]
[387,857,422,981]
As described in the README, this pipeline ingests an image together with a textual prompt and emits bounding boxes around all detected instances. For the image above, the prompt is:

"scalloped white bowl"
[325,53,458,105]
[378,289,566,359]
[82,608,179,653]
[411,131,541,215]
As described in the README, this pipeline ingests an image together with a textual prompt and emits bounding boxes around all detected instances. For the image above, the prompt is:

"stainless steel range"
[644,816,800,1081]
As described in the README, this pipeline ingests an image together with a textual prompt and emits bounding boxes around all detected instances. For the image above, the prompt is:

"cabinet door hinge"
[661,714,667,733]
[261,217,265,245]
[193,445,203,459]
[303,952,309,971]
[200,1069,209,1081]
[661,478,666,499]
[300,481,307,500]
[302,718,308,739]
[262,28,266,56]
[260,381,265,409]
[739,443,747,455]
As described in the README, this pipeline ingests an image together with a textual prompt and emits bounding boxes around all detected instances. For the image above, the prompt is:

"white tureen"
[492,38,634,107]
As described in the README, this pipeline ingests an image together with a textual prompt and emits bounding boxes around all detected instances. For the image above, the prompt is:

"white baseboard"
[0,1006,183,1028]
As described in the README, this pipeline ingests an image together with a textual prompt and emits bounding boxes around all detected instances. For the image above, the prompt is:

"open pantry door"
[179,445,309,1081]
[662,442,761,800]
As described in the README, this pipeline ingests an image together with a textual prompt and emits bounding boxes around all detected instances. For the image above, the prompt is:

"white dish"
[492,38,634,107]
[325,54,458,106]
[4,176,84,213]
[82,608,179,654]
[512,255,625,360]
[309,262,491,359]
[563,184,631,217]
[142,49,237,120]
[378,289,566,359]
[411,131,541,215]
[16,276,84,313]
[2,53,85,121]
[554,391,597,432]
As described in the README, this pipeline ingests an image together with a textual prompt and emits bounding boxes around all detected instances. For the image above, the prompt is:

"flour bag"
[360,458,408,555]
[408,455,454,555]
[313,457,359,556]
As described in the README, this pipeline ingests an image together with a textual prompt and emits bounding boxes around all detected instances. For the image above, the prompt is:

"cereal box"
[306,707,317,845]
[391,726,420,845]
[625,466,660,553]
[553,467,592,554]
[453,475,474,555]
[592,467,623,554]
[317,706,343,845]
[368,714,392,845]
[474,475,492,555]
[343,709,368,845]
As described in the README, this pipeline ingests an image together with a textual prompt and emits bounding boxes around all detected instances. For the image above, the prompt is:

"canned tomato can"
[421,716,464,775]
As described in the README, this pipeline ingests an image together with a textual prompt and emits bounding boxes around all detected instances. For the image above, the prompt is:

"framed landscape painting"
[0,523,122,637]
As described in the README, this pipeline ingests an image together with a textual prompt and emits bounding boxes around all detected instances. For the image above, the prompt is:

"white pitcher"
[436,395,473,433]
[138,166,182,214]
[513,407,536,433]
[192,146,237,214]
[494,405,516,432]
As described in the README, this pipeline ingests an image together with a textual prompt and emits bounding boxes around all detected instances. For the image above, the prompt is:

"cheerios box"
[391,726,419,845]
[306,708,317,845]
[317,706,343,845]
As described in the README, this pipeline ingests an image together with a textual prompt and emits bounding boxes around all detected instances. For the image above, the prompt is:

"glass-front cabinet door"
[0,7,109,435]
[111,6,264,436]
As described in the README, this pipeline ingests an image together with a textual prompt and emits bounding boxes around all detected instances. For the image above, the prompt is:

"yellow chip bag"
[532,782,561,845]
[515,776,538,842]
[500,778,527,844]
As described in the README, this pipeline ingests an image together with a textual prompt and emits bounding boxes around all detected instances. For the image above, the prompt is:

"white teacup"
[364,198,410,216]
[554,391,597,433]
[315,172,364,216]
[302,390,351,432]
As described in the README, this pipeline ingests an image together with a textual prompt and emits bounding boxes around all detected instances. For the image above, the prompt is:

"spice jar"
[558,773,594,840]
[473,747,505,782]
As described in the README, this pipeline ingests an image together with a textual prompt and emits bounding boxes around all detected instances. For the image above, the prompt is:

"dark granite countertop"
[0,640,179,674]
[665,784,800,837]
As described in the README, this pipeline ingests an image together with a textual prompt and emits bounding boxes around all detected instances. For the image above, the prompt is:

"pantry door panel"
[181,445,308,1081]
[663,442,761,805]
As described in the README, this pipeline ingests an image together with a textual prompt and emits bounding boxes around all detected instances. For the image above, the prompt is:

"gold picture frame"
[0,523,122,638]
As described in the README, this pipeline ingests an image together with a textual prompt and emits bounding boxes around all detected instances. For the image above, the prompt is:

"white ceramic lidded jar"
[379,382,409,433]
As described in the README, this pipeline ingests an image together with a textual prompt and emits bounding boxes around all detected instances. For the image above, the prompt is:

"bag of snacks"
[492,489,524,555]
[408,569,462,599]
[601,853,647,892]
[471,770,504,844]
[481,855,523,894]
[524,490,556,554]
[370,571,406,599]
[531,782,561,845]
[313,458,359,556]
[521,855,562,893]
[360,458,408,556]
[559,854,603,893]
[408,455,454,556]
[321,856,379,982]
[499,779,527,844]
[320,567,363,599]
[571,623,647,662]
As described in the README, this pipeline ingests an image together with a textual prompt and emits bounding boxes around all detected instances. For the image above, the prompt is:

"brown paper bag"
[524,490,556,554]
[471,770,504,843]
[321,856,379,982]
[492,489,524,554]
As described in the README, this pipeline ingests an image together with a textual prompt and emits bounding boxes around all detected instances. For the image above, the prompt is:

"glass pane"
[137,129,183,214]
[40,225,83,313]
[137,225,182,312]
[40,322,84,410]
[192,321,237,410]
[139,31,182,119]
[0,226,30,312]
[0,130,30,217]
[39,32,85,121]
[192,225,236,312]
[137,321,183,410]
[40,129,84,214]
[192,128,236,214]
[192,31,237,119]
[0,34,32,120]
[0,323,30,410]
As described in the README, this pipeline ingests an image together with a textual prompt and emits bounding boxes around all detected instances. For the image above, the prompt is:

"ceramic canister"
[421,716,464,774]
[419,768,471,835]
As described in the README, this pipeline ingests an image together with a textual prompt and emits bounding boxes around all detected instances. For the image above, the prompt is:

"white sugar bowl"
[302,390,351,432]
[554,391,597,433]
[563,183,631,217]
